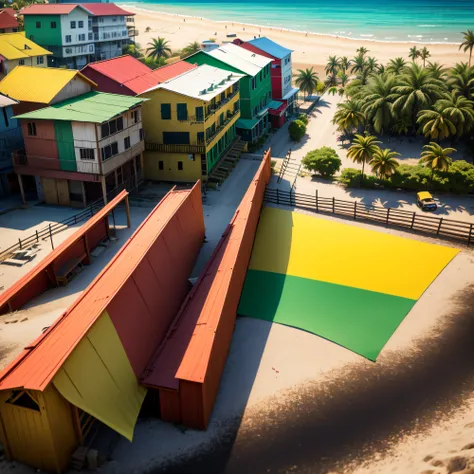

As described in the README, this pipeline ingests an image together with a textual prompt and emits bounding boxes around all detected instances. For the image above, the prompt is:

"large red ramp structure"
[142,151,271,429]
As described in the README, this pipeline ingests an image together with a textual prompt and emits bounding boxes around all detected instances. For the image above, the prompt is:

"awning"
[257,106,270,118]
[53,311,147,442]
[268,100,286,116]
[281,87,299,101]
[236,118,260,130]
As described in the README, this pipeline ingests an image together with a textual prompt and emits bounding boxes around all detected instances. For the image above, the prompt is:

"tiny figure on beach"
[225,25,227,29]
[254,36,256,39]
[243,27,245,31]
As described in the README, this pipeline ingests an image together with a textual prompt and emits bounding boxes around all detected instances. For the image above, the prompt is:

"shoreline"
[124,6,467,74]
[121,4,461,46]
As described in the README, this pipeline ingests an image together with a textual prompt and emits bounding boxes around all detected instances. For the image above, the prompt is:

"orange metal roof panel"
[142,155,270,389]
[0,187,200,392]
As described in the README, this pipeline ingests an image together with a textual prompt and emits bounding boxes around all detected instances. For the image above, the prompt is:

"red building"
[81,55,197,96]
[0,9,18,34]
[239,37,299,128]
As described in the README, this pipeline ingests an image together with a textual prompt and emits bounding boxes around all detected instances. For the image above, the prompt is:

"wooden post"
[353,201,357,220]
[81,181,87,208]
[17,174,26,205]
[468,223,473,246]
[49,224,54,250]
[101,176,108,205]
[411,212,416,229]
[386,208,390,225]
[18,238,22,250]
[125,195,131,228]
[36,230,39,242]
[332,197,335,214]
[437,218,443,235]
[315,189,318,212]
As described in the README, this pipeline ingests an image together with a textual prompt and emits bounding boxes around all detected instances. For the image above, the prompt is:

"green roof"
[14,91,146,123]
[236,118,260,130]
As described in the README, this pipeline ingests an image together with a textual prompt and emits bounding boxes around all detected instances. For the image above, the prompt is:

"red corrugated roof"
[0,186,200,392]
[21,4,90,15]
[82,57,197,95]
[80,3,134,16]
[0,9,18,29]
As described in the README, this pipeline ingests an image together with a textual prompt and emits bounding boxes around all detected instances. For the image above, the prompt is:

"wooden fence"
[264,188,474,246]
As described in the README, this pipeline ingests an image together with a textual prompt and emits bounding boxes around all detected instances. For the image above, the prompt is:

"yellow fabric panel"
[0,32,52,60]
[52,311,147,442]
[249,207,459,300]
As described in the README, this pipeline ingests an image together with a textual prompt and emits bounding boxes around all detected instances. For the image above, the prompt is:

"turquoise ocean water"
[119,0,473,43]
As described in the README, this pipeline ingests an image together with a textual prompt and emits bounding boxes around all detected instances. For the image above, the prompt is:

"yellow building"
[0,32,51,76]
[139,64,243,182]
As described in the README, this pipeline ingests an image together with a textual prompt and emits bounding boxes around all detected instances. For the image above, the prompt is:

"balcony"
[101,141,144,175]
[205,109,240,145]
[205,88,239,119]
[128,28,139,37]
[145,142,206,154]
[126,17,135,24]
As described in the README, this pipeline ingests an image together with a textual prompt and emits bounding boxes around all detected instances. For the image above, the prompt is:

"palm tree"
[295,67,319,99]
[392,63,447,133]
[391,117,411,136]
[409,46,420,62]
[332,100,366,135]
[347,133,381,184]
[426,61,448,80]
[416,109,456,141]
[146,37,172,60]
[356,46,369,57]
[339,56,351,73]
[361,74,397,134]
[123,43,143,59]
[338,72,349,87]
[351,54,367,74]
[434,90,474,137]
[419,142,456,178]
[180,41,200,58]
[370,148,400,179]
[459,30,474,66]
[449,63,474,100]
[377,64,386,74]
[325,55,340,80]
[419,47,431,67]
[366,56,379,73]
[387,57,407,75]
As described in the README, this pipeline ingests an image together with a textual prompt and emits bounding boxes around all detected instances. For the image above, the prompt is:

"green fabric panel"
[54,121,76,171]
[238,270,416,361]
[24,15,63,46]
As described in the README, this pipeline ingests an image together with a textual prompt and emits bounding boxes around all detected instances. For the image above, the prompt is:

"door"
[54,121,77,172]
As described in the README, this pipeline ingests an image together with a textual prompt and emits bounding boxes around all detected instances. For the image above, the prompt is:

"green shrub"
[302,147,341,178]
[289,120,306,142]
[339,168,362,187]
[298,114,309,126]
[316,81,326,93]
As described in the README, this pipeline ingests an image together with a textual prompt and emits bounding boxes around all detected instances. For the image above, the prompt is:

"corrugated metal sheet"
[0,32,52,60]
[247,37,293,59]
[0,185,204,392]
[0,67,96,104]
[0,10,19,30]
[21,4,91,15]
[79,3,134,16]
[14,91,146,123]
[142,150,271,429]
[0,191,127,316]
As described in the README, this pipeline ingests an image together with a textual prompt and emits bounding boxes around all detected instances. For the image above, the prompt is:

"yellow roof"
[417,191,433,200]
[0,66,96,104]
[0,32,52,60]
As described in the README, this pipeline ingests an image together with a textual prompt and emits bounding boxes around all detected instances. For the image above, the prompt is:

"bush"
[316,81,326,93]
[339,168,362,187]
[302,147,341,178]
[298,114,309,126]
[289,120,306,142]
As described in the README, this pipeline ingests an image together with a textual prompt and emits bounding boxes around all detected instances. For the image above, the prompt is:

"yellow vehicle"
[416,191,438,212]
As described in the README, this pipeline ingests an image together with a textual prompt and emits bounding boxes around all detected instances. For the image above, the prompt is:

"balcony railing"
[128,28,139,37]
[145,142,206,154]
[205,109,240,145]
[205,88,239,119]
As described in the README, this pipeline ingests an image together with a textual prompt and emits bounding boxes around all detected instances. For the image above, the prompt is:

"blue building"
[0,94,23,196]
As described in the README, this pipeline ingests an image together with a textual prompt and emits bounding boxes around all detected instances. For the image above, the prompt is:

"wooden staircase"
[277,149,301,190]
[207,138,246,188]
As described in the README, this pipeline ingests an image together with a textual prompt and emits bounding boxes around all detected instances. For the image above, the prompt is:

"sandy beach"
[127,7,468,77]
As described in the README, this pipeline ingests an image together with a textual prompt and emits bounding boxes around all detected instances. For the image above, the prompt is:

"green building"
[185,43,273,143]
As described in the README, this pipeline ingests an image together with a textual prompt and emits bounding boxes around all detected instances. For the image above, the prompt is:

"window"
[139,128,143,140]
[80,148,95,160]
[177,161,183,171]
[163,132,190,145]
[131,109,139,123]
[27,122,36,136]
[2,107,9,128]
[197,131,204,144]
[101,122,110,138]
[100,141,118,161]
[19,59,25,65]
[252,77,256,89]
[51,21,56,28]
[78,20,84,28]
[65,48,72,54]
[117,116,123,131]
[88,32,92,40]
[177,103,188,121]
[70,21,76,29]
[158,160,164,170]
[78,34,85,41]
[36,56,44,65]
[111,141,118,155]
[219,113,224,126]
[109,119,117,135]
[89,45,94,52]
[195,106,204,122]
[161,103,171,120]
[65,35,71,43]
[124,136,130,149]
[7,390,40,411]
[99,17,104,23]
[36,21,41,28]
